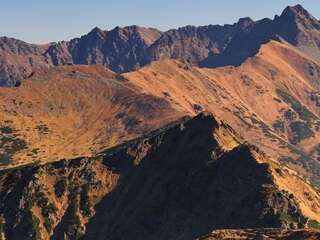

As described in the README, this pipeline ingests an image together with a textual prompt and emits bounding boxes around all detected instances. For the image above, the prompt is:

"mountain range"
[1,4,320,240]
[1,4,320,87]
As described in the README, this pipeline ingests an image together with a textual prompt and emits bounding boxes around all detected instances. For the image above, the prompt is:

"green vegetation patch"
[273,120,285,133]
[0,126,15,134]
[280,213,297,224]
[308,219,320,229]
[279,156,295,164]
[290,121,314,143]
[276,89,316,123]
[0,125,27,164]
[30,214,41,240]
[35,124,50,135]
[233,111,254,129]
[258,121,276,139]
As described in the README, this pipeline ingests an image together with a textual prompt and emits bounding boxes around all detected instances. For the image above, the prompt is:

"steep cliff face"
[149,4,320,68]
[274,5,320,61]
[1,113,319,240]
[0,26,161,87]
[1,5,319,87]
[198,17,274,68]
[200,4,320,68]
[46,26,162,72]
[0,37,52,87]
[145,23,241,64]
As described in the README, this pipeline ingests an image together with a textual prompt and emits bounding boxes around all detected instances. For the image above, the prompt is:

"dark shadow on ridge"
[82,114,293,240]
[199,18,277,68]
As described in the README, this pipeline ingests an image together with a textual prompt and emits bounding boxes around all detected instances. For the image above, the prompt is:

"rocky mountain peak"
[108,25,141,40]
[86,27,106,39]
[274,4,320,60]
[281,4,311,18]
[108,25,161,46]
[279,4,320,28]
[237,17,255,28]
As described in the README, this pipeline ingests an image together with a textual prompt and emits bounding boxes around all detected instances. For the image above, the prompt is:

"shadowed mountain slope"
[0,64,182,169]
[200,4,320,68]
[0,37,52,86]
[1,112,320,240]
[46,26,162,72]
[275,5,320,61]
[125,39,320,185]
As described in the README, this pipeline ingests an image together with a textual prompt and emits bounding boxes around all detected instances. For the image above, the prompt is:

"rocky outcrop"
[274,4,320,61]
[1,113,319,239]
[200,4,320,68]
[199,17,274,68]
[148,4,320,68]
[1,5,319,87]
[0,37,52,87]
[145,23,240,64]
[0,26,161,87]
[46,25,162,72]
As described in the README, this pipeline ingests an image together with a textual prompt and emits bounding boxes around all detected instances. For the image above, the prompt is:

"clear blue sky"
[1,0,319,44]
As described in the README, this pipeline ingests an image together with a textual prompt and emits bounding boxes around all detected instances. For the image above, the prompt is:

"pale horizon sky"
[1,0,319,44]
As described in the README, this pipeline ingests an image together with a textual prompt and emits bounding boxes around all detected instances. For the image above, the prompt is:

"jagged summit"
[279,4,320,27]
[237,17,255,28]
[274,4,320,60]
[281,4,312,18]
[86,27,106,38]
[1,4,319,86]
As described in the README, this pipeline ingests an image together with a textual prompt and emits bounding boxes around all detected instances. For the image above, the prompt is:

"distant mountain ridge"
[0,26,161,87]
[2,4,320,239]
[46,25,162,71]
[0,4,320,86]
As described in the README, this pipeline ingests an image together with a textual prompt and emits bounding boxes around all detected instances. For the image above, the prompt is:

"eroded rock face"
[148,4,320,69]
[0,37,52,87]
[0,26,161,87]
[275,5,320,61]
[200,5,320,68]
[0,113,319,240]
[1,5,320,87]
[47,26,162,73]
